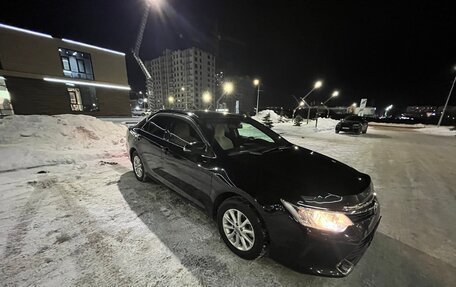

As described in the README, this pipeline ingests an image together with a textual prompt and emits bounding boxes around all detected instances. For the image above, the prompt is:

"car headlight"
[281,199,353,233]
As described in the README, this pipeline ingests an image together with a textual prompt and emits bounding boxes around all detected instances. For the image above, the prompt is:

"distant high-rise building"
[145,48,216,110]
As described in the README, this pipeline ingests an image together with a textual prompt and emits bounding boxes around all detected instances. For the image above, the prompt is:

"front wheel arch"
[212,192,239,219]
[217,196,269,259]
[129,148,137,162]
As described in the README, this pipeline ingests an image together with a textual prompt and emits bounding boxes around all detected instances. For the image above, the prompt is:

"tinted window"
[237,122,274,143]
[143,115,168,138]
[168,117,202,147]
[199,117,282,153]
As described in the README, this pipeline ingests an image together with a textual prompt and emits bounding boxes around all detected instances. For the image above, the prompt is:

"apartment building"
[145,48,216,110]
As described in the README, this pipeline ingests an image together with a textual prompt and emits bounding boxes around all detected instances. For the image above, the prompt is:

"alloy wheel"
[133,155,143,178]
[222,209,255,251]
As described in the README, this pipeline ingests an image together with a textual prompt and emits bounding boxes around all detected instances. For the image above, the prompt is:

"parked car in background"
[336,115,369,134]
[127,110,381,277]
[131,108,150,117]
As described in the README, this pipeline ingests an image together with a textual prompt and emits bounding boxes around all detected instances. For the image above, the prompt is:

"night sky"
[1,0,455,111]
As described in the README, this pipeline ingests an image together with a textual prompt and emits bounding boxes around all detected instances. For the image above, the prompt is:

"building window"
[68,88,83,111]
[0,77,14,116]
[59,48,94,80]
[67,87,99,112]
[77,59,85,73]
[62,57,71,71]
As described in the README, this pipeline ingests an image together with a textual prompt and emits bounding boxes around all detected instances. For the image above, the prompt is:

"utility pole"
[437,72,456,127]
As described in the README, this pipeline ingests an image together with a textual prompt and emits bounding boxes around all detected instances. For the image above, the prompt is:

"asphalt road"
[277,126,456,286]
[1,126,455,286]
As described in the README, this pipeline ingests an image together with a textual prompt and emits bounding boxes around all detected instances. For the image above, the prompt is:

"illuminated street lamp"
[384,104,393,117]
[437,65,456,127]
[143,97,148,109]
[202,91,212,108]
[303,80,323,102]
[223,82,234,94]
[253,79,261,114]
[292,80,323,119]
[168,95,175,106]
[322,90,339,105]
[147,0,164,10]
[321,90,339,118]
[217,81,235,110]
[304,80,323,123]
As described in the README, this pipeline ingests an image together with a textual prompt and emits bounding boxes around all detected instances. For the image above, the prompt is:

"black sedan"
[126,110,380,277]
[335,115,369,134]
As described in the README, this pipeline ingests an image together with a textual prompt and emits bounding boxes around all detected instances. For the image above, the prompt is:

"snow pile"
[0,115,128,171]
[269,117,339,138]
[417,126,456,137]
[252,109,290,123]
[368,121,456,136]
[311,117,339,131]
[369,122,426,128]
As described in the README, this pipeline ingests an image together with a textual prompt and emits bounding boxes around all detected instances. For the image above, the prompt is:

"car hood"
[221,147,372,207]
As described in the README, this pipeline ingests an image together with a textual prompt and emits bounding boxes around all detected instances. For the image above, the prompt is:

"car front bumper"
[337,124,363,133]
[262,201,381,277]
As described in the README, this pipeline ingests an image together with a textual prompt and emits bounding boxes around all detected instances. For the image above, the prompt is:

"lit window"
[59,48,94,80]
[62,57,71,70]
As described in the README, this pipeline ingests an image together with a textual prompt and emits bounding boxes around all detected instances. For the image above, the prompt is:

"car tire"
[131,151,148,182]
[335,128,340,134]
[362,126,368,134]
[355,128,361,135]
[217,197,268,260]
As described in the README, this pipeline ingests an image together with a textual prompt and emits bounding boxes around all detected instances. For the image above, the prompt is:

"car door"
[160,116,213,210]
[135,115,168,179]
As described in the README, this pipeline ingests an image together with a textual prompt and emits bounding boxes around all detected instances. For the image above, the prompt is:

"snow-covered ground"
[0,115,127,172]
[255,109,456,137]
[1,114,455,286]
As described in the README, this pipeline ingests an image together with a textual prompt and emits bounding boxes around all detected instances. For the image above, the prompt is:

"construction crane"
[132,2,159,111]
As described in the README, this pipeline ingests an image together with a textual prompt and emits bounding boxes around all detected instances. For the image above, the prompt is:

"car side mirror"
[183,141,206,154]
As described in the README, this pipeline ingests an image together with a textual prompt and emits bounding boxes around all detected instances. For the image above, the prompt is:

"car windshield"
[344,115,362,121]
[198,116,287,155]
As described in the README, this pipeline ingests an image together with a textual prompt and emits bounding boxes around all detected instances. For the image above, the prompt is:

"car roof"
[154,109,247,120]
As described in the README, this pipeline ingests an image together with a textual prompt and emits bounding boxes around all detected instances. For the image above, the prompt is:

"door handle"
[162,147,169,154]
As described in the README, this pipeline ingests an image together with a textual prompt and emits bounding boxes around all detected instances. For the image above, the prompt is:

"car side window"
[237,122,275,143]
[168,118,202,147]
[143,115,167,138]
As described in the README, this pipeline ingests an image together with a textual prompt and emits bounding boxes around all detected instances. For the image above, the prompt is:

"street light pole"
[292,80,322,119]
[437,69,456,127]
[254,79,260,115]
[322,90,339,118]
[181,87,187,110]
[323,90,339,105]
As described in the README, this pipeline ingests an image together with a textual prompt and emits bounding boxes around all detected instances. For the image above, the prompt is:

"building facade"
[0,23,131,116]
[145,48,216,110]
